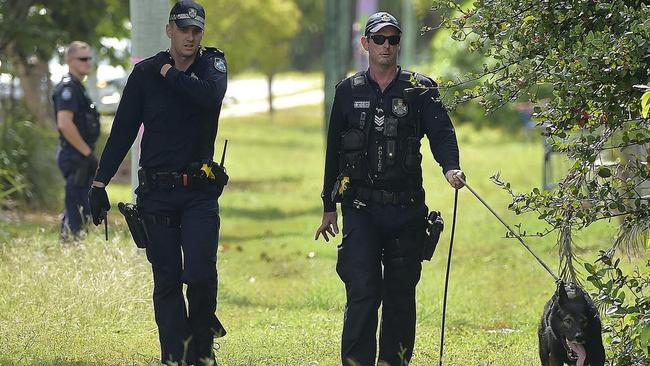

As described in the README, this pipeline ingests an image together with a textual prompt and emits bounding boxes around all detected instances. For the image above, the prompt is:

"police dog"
[538,282,606,366]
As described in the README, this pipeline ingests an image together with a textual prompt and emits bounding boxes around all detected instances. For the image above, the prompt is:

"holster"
[211,163,228,198]
[118,202,150,249]
[422,210,444,261]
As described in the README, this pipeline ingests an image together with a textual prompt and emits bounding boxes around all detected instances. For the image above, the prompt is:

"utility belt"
[137,161,228,193]
[352,186,424,206]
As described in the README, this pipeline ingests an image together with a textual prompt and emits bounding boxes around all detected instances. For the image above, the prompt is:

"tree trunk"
[7,42,53,128]
[267,73,274,115]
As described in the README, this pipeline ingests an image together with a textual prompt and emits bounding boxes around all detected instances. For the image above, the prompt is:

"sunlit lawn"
[0,104,633,365]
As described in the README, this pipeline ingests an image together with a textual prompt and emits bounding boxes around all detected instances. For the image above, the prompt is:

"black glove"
[73,153,98,187]
[152,50,174,75]
[89,186,110,226]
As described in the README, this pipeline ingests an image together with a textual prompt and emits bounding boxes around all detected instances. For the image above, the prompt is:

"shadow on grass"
[220,231,306,244]
[221,206,321,221]
[0,360,111,366]
[227,176,301,192]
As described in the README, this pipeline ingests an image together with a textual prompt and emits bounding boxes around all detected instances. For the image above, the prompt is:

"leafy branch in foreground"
[431,1,649,362]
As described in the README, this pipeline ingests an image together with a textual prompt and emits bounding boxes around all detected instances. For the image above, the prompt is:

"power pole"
[401,0,416,69]
[324,0,352,132]
[128,0,169,199]
[354,0,378,71]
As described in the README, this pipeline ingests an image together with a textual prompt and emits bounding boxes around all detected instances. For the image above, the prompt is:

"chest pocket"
[339,103,370,180]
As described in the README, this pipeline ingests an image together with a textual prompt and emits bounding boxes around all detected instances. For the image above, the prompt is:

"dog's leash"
[438,188,459,366]
[455,175,559,282]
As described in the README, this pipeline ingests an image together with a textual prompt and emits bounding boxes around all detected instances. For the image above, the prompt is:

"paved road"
[221,76,324,117]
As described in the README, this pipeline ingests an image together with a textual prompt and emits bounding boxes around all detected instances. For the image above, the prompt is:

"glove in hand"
[152,51,174,75]
[89,186,110,226]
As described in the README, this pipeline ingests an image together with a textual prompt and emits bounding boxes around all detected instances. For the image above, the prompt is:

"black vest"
[52,74,101,147]
[339,70,432,191]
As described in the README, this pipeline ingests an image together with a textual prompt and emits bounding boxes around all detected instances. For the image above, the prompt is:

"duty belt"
[137,167,210,192]
[353,186,424,205]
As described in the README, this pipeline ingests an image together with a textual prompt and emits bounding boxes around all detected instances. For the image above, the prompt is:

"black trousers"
[337,199,426,366]
[56,146,91,238]
[138,184,224,365]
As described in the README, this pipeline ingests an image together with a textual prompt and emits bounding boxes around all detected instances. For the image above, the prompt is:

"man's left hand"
[445,169,465,189]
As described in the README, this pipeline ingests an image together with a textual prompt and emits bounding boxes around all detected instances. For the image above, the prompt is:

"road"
[221,76,324,117]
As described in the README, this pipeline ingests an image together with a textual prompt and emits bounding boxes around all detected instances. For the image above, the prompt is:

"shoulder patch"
[61,87,73,101]
[213,57,227,73]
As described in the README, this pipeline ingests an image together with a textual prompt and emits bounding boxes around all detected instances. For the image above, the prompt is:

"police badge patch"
[214,58,226,73]
[392,98,408,117]
[61,87,73,101]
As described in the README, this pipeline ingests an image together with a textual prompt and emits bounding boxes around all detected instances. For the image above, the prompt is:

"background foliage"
[430,0,650,363]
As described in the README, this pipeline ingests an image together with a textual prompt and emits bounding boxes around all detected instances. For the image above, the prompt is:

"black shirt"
[321,68,460,212]
[95,48,227,184]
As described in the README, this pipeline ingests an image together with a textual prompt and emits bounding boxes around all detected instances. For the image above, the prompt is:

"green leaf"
[642,90,650,118]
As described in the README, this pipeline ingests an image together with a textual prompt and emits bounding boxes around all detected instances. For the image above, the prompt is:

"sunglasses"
[369,34,401,46]
[77,57,92,62]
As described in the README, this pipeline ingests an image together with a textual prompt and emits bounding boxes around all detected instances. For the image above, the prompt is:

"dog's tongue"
[567,340,587,366]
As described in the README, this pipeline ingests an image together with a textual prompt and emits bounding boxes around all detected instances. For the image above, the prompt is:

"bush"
[586,252,650,365]
[0,110,62,210]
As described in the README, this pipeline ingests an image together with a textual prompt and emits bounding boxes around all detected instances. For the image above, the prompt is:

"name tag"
[354,101,370,109]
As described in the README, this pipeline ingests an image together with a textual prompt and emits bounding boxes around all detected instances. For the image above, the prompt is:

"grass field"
[0,104,632,365]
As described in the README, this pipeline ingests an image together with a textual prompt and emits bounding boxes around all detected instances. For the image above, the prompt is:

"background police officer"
[88,1,227,364]
[315,12,465,366]
[53,41,100,241]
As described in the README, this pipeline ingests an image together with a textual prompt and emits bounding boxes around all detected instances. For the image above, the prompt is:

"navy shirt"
[321,68,460,212]
[52,73,99,148]
[95,47,227,184]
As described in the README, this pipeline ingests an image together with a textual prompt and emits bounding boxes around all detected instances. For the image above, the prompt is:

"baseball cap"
[169,0,205,30]
[364,12,401,35]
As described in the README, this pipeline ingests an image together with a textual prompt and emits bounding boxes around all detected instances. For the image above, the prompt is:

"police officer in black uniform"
[53,41,101,241]
[88,1,227,364]
[315,12,465,366]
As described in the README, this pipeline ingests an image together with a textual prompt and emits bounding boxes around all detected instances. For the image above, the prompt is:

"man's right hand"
[152,50,174,76]
[314,211,339,242]
[88,186,110,226]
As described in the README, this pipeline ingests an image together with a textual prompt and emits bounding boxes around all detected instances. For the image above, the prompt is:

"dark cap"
[169,0,205,30]
[364,12,401,35]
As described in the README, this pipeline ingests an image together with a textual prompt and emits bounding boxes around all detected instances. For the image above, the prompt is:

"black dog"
[538,282,606,366]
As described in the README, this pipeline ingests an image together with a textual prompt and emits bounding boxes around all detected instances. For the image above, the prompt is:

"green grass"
[0,105,639,365]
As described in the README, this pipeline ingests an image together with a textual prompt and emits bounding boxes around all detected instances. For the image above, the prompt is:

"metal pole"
[401,0,416,69]
[128,0,169,201]
[324,0,352,134]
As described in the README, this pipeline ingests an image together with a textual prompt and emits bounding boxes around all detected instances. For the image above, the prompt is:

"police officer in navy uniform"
[315,12,465,366]
[53,41,100,241]
[88,1,227,364]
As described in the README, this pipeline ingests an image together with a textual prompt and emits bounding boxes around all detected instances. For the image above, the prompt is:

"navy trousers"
[337,200,426,366]
[138,184,224,365]
[56,147,91,239]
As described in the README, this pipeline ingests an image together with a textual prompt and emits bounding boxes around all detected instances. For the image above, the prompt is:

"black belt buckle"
[154,172,177,190]
[383,190,395,204]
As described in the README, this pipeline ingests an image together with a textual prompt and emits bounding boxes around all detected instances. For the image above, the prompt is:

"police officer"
[88,1,227,364]
[314,12,465,366]
[53,41,101,241]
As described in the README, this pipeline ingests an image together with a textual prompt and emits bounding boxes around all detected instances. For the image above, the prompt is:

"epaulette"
[61,74,72,84]
[201,46,225,57]
[350,71,367,88]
